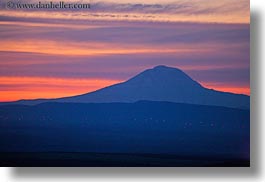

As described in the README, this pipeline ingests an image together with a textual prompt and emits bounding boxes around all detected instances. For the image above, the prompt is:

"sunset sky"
[0,0,250,101]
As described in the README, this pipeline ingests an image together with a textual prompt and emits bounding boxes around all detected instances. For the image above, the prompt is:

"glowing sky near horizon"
[0,0,250,101]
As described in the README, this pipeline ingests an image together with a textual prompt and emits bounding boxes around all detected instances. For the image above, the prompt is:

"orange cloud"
[0,76,121,102]
[201,82,250,95]
[0,39,211,57]
[0,76,250,102]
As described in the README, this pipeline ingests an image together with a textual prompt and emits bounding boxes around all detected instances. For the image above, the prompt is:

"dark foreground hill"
[0,101,250,166]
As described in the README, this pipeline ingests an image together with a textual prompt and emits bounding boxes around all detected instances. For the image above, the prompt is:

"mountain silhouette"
[0,66,250,166]
[2,65,249,108]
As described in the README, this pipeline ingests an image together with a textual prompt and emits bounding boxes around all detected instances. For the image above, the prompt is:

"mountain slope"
[56,65,250,109]
[1,65,250,109]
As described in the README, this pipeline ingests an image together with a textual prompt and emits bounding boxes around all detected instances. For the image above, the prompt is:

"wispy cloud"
[0,0,249,23]
[90,0,248,15]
